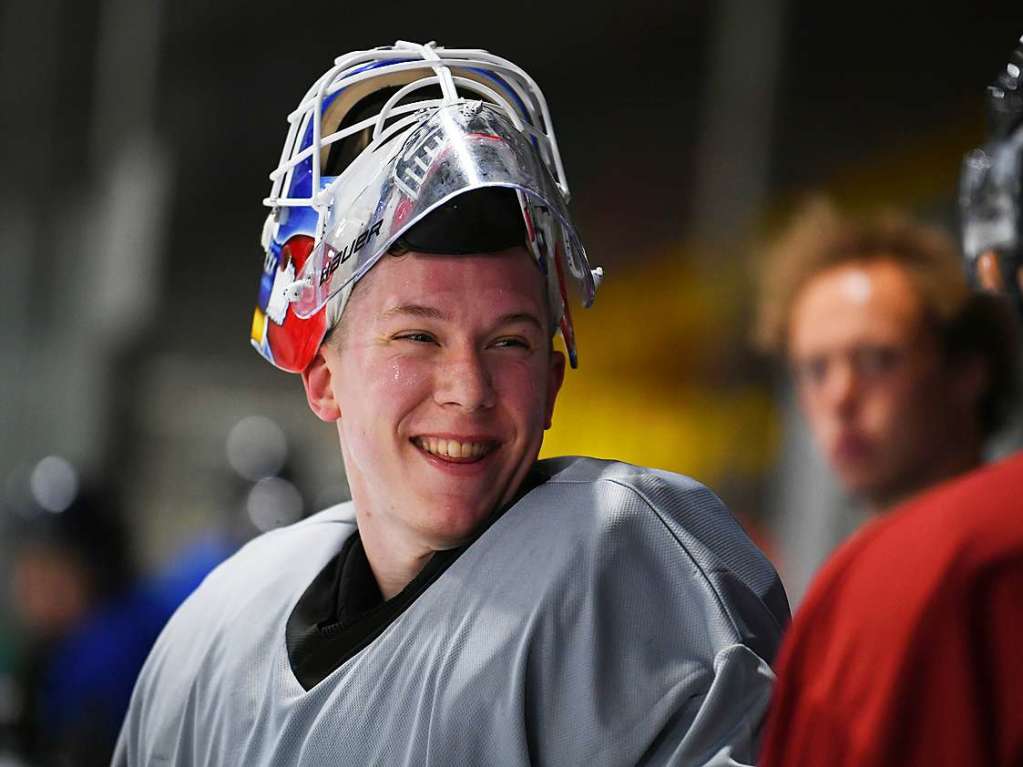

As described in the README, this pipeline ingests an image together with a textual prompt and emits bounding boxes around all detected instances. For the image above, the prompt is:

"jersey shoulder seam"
[599,473,766,640]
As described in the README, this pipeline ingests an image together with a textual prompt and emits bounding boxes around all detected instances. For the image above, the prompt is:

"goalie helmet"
[250,40,603,373]
[959,35,1023,318]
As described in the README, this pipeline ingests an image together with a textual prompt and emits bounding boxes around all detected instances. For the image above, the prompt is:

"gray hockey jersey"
[114,457,789,766]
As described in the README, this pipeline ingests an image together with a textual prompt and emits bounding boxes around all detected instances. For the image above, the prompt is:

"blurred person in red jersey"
[754,200,1018,514]
[758,36,1023,767]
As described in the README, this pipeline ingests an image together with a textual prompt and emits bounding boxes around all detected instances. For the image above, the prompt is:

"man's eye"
[396,332,437,345]
[795,358,827,387]
[492,337,530,350]
[854,346,900,377]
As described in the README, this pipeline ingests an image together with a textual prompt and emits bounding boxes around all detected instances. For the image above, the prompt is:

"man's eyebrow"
[379,306,544,330]
[496,312,545,331]
[380,304,448,321]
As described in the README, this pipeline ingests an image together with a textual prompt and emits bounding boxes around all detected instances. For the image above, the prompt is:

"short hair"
[753,197,1019,438]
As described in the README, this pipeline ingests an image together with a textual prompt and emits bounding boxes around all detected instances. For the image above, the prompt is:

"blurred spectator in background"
[3,460,161,766]
[0,418,311,765]
[760,38,1023,765]
[755,199,1018,514]
[0,453,246,767]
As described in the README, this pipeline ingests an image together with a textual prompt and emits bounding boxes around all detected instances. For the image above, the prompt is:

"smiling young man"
[303,245,563,600]
[114,42,789,766]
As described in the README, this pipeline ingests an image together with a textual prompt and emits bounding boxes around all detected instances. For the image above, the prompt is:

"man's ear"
[301,349,341,422]
[544,349,567,430]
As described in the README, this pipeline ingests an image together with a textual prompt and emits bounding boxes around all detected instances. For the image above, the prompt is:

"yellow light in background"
[543,373,778,486]
[541,248,780,488]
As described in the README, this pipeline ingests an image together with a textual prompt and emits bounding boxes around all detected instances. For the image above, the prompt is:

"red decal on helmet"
[266,235,327,372]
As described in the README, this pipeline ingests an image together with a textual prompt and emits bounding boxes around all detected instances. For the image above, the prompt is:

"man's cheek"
[511,361,551,405]
[384,357,433,394]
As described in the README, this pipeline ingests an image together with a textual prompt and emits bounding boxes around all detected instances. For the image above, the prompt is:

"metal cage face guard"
[289,102,595,321]
[251,42,603,373]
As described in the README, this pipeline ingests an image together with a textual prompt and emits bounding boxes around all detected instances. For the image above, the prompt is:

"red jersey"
[761,451,1023,766]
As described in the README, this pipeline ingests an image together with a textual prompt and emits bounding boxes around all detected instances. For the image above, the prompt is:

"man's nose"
[824,359,860,417]
[434,346,496,411]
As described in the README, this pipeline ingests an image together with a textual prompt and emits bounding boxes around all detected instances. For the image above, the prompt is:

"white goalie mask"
[252,41,603,372]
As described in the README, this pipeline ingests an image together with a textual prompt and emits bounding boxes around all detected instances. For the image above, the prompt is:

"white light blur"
[29,456,79,513]
[246,477,303,532]
[226,416,288,481]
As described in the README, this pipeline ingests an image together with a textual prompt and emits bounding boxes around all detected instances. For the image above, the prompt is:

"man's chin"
[832,461,878,496]
[836,469,902,509]
[413,494,502,548]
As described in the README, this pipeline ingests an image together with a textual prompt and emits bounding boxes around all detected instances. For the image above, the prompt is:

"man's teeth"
[414,437,492,460]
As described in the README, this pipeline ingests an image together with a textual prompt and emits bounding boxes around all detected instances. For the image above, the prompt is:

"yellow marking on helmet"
[251,307,268,343]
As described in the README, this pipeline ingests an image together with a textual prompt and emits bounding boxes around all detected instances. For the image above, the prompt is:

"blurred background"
[2,0,1023,762]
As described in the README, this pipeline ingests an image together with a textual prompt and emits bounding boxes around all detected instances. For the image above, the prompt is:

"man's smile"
[411,436,499,463]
